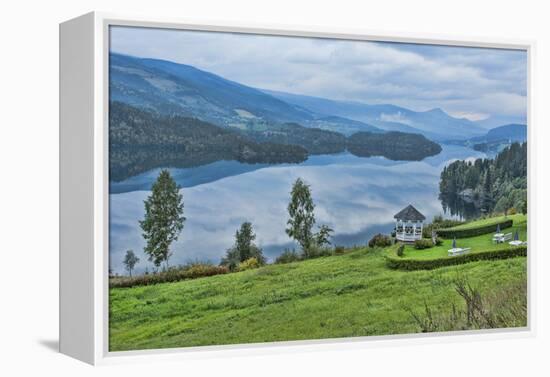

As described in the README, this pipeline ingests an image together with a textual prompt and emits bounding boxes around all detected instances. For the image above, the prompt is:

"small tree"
[286,178,316,257]
[123,249,140,277]
[221,222,265,271]
[286,178,333,257]
[140,169,185,269]
[316,224,333,247]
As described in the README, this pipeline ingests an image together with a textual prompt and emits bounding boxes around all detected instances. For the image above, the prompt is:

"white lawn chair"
[502,233,513,242]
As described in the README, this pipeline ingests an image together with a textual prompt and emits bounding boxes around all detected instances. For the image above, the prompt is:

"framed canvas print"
[60,12,534,365]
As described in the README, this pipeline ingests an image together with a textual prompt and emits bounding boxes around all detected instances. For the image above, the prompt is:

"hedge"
[110,264,229,288]
[436,219,513,239]
[386,245,527,271]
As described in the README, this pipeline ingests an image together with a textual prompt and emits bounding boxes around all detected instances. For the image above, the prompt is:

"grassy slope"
[402,215,527,260]
[444,214,523,230]
[110,244,527,351]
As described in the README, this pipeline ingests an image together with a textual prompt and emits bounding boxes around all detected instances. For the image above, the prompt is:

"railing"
[396,232,422,242]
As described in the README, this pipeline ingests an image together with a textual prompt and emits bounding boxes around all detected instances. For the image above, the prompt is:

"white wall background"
[0,0,548,375]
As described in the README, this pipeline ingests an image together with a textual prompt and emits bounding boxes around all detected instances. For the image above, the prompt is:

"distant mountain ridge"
[464,124,527,144]
[477,115,527,129]
[263,90,487,141]
[446,124,527,154]
[110,53,488,141]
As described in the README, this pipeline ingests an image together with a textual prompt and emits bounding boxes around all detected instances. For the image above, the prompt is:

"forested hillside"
[110,102,443,181]
[347,131,442,160]
[439,142,527,214]
[109,102,308,181]
[246,123,347,154]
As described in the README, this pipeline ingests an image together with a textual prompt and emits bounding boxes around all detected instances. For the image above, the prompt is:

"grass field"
[401,215,527,260]
[109,236,527,351]
[443,214,523,231]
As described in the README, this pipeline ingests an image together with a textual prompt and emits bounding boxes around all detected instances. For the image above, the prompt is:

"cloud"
[447,111,490,121]
[110,26,527,121]
[380,112,414,125]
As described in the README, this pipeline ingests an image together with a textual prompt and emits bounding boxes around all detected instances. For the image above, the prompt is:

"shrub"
[237,257,260,271]
[334,245,346,255]
[368,233,393,248]
[508,208,517,215]
[434,237,443,246]
[407,278,526,332]
[396,244,405,257]
[423,219,465,238]
[307,245,333,258]
[386,245,527,271]
[109,263,229,288]
[414,239,434,250]
[185,263,228,279]
[437,219,513,239]
[275,249,301,264]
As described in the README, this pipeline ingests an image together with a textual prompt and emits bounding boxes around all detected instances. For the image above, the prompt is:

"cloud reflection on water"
[109,145,485,274]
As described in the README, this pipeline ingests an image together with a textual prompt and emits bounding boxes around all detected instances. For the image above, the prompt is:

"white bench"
[493,233,513,243]
[448,247,471,256]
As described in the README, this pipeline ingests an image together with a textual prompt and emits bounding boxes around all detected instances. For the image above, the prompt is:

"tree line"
[439,142,527,215]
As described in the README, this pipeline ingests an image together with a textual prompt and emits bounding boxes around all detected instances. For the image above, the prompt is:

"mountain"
[110,53,381,135]
[110,53,316,127]
[264,90,486,141]
[483,124,527,143]
[305,115,382,135]
[450,124,527,154]
[463,123,527,144]
[110,53,483,141]
[476,115,527,129]
[109,102,308,181]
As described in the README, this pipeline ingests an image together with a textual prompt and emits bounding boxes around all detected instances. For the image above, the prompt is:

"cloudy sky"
[110,26,527,123]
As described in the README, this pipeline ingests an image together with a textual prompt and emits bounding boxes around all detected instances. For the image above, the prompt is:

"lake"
[109,144,486,274]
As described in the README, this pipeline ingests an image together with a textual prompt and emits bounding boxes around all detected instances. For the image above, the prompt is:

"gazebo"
[394,204,426,242]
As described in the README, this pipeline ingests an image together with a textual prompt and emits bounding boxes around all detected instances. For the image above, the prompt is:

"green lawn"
[444,214,524,231]
[109,240,527,351]
[402,215,527,260]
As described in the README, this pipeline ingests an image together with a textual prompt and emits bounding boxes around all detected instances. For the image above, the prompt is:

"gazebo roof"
[394,204,426,221]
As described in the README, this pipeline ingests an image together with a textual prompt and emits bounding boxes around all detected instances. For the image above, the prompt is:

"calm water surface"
[109,145,486,274]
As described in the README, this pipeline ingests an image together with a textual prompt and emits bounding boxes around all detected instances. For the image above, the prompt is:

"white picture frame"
[60,11,536,365]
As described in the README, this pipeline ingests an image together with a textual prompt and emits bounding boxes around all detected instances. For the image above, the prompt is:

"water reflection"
[108,145,486,274]
[440,193,482,220]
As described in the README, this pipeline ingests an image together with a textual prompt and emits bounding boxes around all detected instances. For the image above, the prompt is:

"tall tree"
[286,178,316,257]
[234,222,257,261]
[481,168,493,212]
[221,222,265,270]
[140,169,185,268]
[123,249,140,277]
